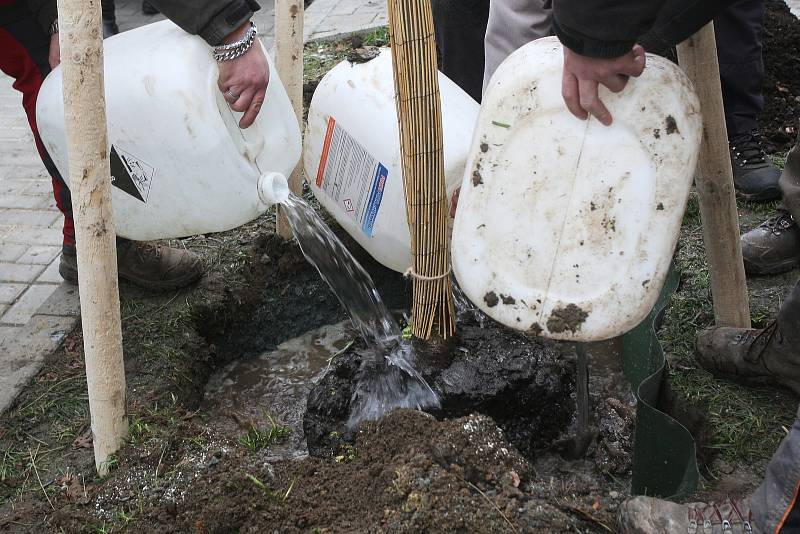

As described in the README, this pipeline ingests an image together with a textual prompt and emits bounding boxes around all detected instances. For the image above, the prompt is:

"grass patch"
[661,192,796,467]
[239,415,290,453]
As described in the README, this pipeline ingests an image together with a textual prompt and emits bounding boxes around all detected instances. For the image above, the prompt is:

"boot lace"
[132,241,164,263]
[687,498,753,533]
[759,211,797,235]
[730,130,768,168]
[734,321,780,365]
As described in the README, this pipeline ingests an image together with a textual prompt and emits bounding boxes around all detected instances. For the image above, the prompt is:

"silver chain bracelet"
[49,18,59,36]
[213,21,257,62]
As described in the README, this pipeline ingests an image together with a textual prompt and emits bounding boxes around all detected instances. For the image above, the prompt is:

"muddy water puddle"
[203,321,354,459]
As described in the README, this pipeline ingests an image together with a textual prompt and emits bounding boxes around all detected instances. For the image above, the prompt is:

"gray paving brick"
[0,325,21,346]
[0,179,31,196]
[0,315,77,413]
[17,245,61,265]
[0,209,61,228]
[0,195,45,209]
[0,243,26,262]
[3,227,64,246]
[0,283,26,304]
[37,257,64,284]
[1,284,59,326]
[0,262,45,283]
[37,284,80,317]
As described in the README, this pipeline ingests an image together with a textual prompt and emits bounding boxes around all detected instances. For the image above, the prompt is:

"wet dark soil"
[304,316,574,461]
[762,0,800,152]
[0,223,632,533]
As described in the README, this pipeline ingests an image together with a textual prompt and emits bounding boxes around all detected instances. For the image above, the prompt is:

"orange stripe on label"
[316,117,336,188]
[776,479,800,533]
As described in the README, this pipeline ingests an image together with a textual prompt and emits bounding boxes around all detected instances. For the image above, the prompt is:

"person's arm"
[24,0,58,37]
[556,0,732,125]
[147,0,260,46]
[552,0,663,59]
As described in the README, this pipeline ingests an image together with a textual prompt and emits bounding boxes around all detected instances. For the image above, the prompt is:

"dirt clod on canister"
[546,304,589,334]
[483,291,499,307]
[665,115,679,135]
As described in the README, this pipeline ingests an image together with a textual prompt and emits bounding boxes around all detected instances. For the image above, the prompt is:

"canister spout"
[258,172,290,205]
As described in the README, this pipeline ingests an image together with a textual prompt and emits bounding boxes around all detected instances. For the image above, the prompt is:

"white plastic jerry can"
[36,20,301,241]
[304,49,480,273]
[452,37,703,342]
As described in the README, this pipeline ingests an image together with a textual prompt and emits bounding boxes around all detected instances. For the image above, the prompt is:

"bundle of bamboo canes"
[387,0,455,340]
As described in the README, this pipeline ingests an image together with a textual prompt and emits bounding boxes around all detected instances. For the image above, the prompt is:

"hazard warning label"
[110,145,155,203]
[316,117,388,237]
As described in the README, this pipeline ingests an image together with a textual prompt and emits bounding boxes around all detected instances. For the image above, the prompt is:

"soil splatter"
[546,304,589,334]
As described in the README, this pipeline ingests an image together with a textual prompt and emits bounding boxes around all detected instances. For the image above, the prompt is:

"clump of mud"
[305,313,575,461]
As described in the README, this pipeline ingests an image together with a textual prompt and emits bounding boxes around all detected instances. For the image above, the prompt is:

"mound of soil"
[304,318,575,461]
[51,411,608,533]
[763,0,800,151]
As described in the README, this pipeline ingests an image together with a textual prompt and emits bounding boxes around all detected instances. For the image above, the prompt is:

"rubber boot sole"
[744,256,800,276]
[735,185,782,203]
[59,254,203,292]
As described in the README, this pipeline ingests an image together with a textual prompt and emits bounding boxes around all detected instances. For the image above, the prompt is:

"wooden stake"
[388,0,456,340]
[57,0,128,475]
[677,24,751,328]
[275,0,304,239]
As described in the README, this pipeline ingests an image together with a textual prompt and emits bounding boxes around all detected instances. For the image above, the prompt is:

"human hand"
[561,44,646,126]
[49,33,60,69]
[218,22,270,129]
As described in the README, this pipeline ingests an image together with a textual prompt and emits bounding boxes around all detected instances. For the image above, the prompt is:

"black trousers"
[714,0,765,137]
[431,0,490,103]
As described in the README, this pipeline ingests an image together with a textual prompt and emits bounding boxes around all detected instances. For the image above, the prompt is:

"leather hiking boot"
[695,323,800,395]
[59,240,203,291]
[619,496,756,534]
[59,245,79,284]
[742,210,800,275]
[730,130,781,202]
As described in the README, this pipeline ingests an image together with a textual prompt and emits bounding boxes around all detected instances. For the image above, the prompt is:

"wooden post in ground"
[275,0,305,239]
[57,0,128,475]
[677,24,751,328]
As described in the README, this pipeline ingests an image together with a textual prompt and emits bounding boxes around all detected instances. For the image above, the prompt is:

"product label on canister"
[316,117,388,237]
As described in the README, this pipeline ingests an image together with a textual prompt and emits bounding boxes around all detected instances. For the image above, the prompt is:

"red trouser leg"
[0,14,75,248]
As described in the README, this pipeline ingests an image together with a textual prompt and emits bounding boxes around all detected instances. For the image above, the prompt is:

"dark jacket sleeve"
[24,0,57,35]
[553,0,732,58]
[637,0,730,53]
[553,0,663,58]
[148,0,261,45]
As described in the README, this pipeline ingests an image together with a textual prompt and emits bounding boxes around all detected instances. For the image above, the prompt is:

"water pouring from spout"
[279,193,440,427]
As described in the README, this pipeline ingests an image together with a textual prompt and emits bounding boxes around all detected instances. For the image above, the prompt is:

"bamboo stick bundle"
[387,0,455,340]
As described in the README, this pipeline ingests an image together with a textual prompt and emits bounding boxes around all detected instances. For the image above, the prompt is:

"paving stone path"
[0,0,388,413]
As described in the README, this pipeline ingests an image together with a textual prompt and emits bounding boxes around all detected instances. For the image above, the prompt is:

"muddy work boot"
[695,319,800,396]
[729,129,781,202]
[741,210,800,275]
[619,496,756,533]
[60,239,203,291]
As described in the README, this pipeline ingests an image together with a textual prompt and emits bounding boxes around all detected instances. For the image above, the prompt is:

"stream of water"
[280,194,440,427]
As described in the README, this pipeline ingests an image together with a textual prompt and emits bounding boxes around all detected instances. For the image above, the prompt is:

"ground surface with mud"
[1,5,800,533]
